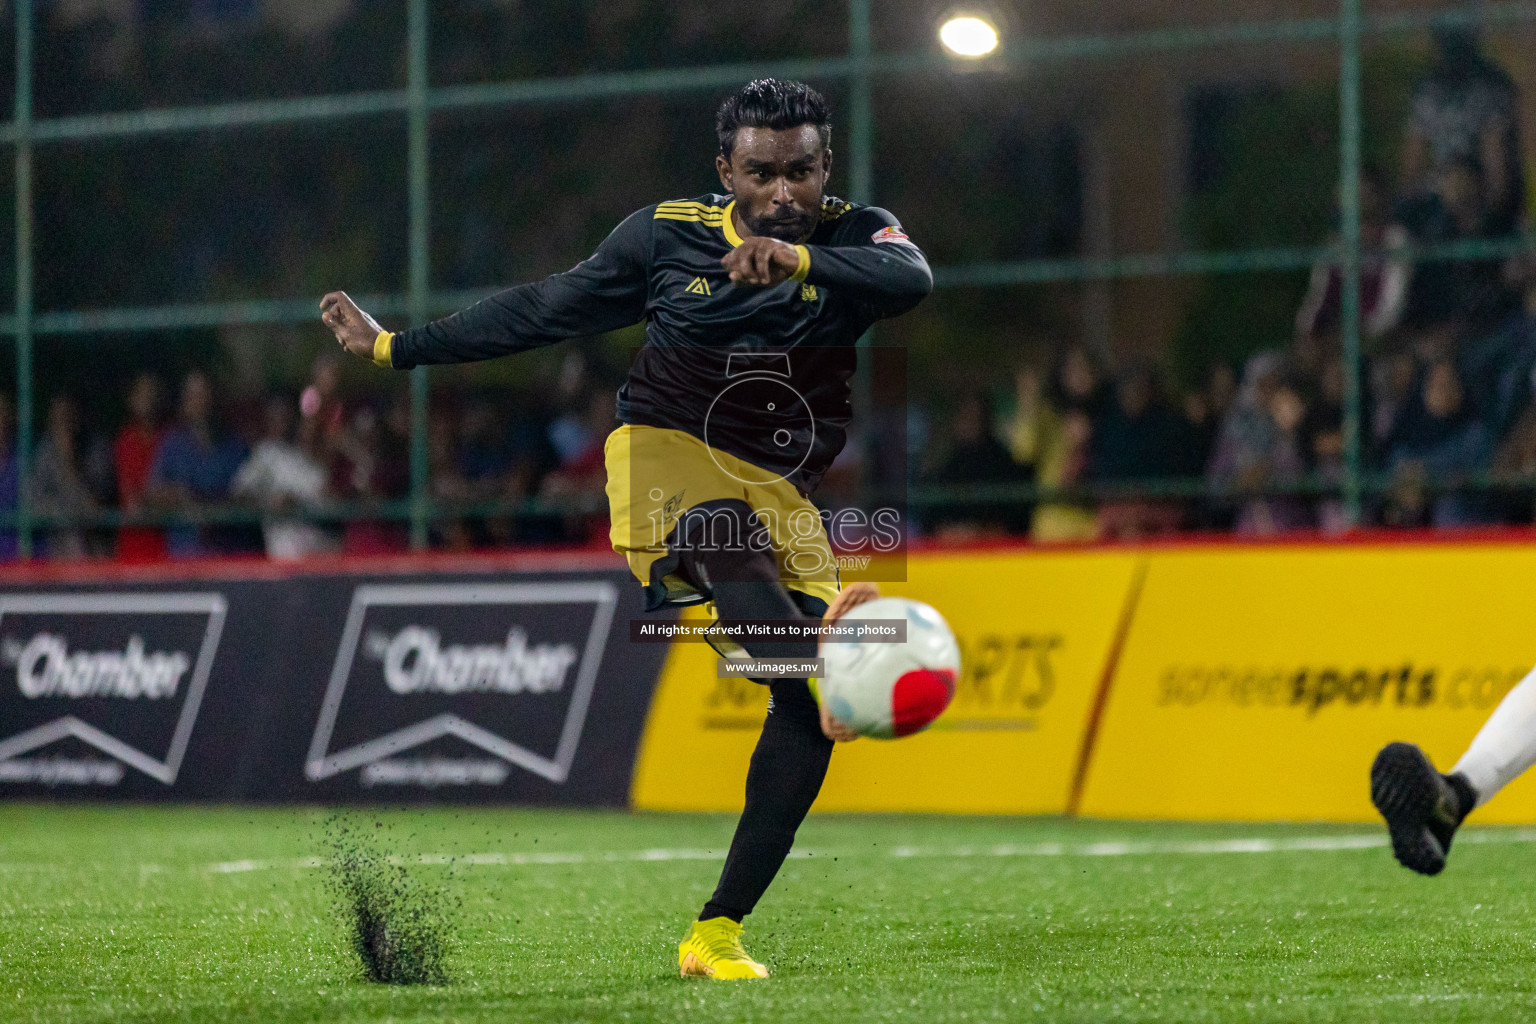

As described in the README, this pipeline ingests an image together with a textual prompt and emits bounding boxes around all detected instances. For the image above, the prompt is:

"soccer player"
[320,79,931,978]
[1370,665,1536,874]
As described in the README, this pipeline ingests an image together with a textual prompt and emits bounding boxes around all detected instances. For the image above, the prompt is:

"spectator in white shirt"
[231,394,338,560]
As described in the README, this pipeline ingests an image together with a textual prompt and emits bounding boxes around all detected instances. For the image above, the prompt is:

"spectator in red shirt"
[113,373,166,561]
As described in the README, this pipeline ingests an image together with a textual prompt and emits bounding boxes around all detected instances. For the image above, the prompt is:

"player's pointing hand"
[320,291,385,360]
[723,236,801,287]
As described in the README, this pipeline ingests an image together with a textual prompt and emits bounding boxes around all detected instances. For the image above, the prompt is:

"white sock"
[1452,663,1536,807]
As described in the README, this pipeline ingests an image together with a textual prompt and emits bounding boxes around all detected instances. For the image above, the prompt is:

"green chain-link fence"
[7,0,1536,554]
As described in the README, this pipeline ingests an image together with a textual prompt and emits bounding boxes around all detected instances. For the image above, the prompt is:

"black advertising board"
[0,559,673,804]
[0,592,227,789]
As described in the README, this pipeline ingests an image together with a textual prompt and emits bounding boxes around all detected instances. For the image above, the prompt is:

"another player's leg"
[1371,663,1536,873]
[672,500,832,979]
[1449,662,1536,805]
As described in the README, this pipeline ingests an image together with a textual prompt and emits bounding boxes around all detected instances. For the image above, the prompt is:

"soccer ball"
[815,597,960,739]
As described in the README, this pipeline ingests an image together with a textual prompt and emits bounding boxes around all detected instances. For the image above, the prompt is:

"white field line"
[200,826,1536,874]
[4,828,1536,876]
[889,827,1536,859]
[207,847,736,874]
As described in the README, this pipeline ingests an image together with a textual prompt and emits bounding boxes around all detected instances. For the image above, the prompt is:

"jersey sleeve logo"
[871,225,914,245]
[820,199,853,221]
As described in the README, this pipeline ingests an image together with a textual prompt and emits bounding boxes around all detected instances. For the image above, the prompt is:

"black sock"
[701,678,832,922]
[1446,771,1478,822]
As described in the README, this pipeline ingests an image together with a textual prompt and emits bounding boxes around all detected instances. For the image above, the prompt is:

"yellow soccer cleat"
[677,917,769,979]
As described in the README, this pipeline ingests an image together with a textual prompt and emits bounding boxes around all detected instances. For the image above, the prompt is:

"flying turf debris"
[322,815,455,986]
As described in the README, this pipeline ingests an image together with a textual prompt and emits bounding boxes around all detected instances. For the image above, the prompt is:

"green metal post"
[848,0,876,504]
[848,0,873,205]
[407,0,431,549]
[1339,0,1364,527]
[14,0,33,559]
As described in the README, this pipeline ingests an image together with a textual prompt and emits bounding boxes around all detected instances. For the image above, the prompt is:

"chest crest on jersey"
[684,276,712,296]
[800,283,819,302]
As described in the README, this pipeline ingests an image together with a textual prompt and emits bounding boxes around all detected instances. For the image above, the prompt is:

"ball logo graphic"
[704,352,815,487]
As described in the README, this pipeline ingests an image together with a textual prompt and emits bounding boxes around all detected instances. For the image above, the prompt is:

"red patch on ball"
[891,668,956,737]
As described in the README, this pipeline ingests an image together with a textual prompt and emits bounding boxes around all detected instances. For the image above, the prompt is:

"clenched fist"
[320,291,385,361]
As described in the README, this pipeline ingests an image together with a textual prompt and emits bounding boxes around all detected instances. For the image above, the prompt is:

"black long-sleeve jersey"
[387,194,932,493]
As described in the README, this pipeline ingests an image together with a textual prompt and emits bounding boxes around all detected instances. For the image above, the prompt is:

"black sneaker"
[1370,742,1473,876]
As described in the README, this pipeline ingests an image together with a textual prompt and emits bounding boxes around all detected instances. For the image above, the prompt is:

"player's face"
[716,125,830,243]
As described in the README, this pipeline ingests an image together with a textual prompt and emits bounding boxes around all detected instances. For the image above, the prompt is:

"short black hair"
[716,79,832,159]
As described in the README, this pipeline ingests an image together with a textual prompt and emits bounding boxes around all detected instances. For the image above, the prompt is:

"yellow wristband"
[791,244,811,282]
[372,330,394,368]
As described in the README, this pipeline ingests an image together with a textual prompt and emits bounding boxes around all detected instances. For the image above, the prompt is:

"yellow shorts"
[604,423,840,611]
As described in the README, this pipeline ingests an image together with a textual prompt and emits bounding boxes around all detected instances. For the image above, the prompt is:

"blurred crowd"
[0,352,618,561]
[919,26,1536,543]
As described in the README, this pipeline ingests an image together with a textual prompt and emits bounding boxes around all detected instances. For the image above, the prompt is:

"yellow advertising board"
[1077,544,1536,822]
[630,549,1141,814]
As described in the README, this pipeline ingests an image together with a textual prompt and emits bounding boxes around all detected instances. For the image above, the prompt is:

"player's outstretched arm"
[321,208,652,370]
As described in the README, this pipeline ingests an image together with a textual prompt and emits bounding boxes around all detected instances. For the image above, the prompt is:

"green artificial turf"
[2,804,1535,1023]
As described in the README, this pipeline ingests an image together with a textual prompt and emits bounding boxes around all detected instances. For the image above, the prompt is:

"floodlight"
[940,15,999,58]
